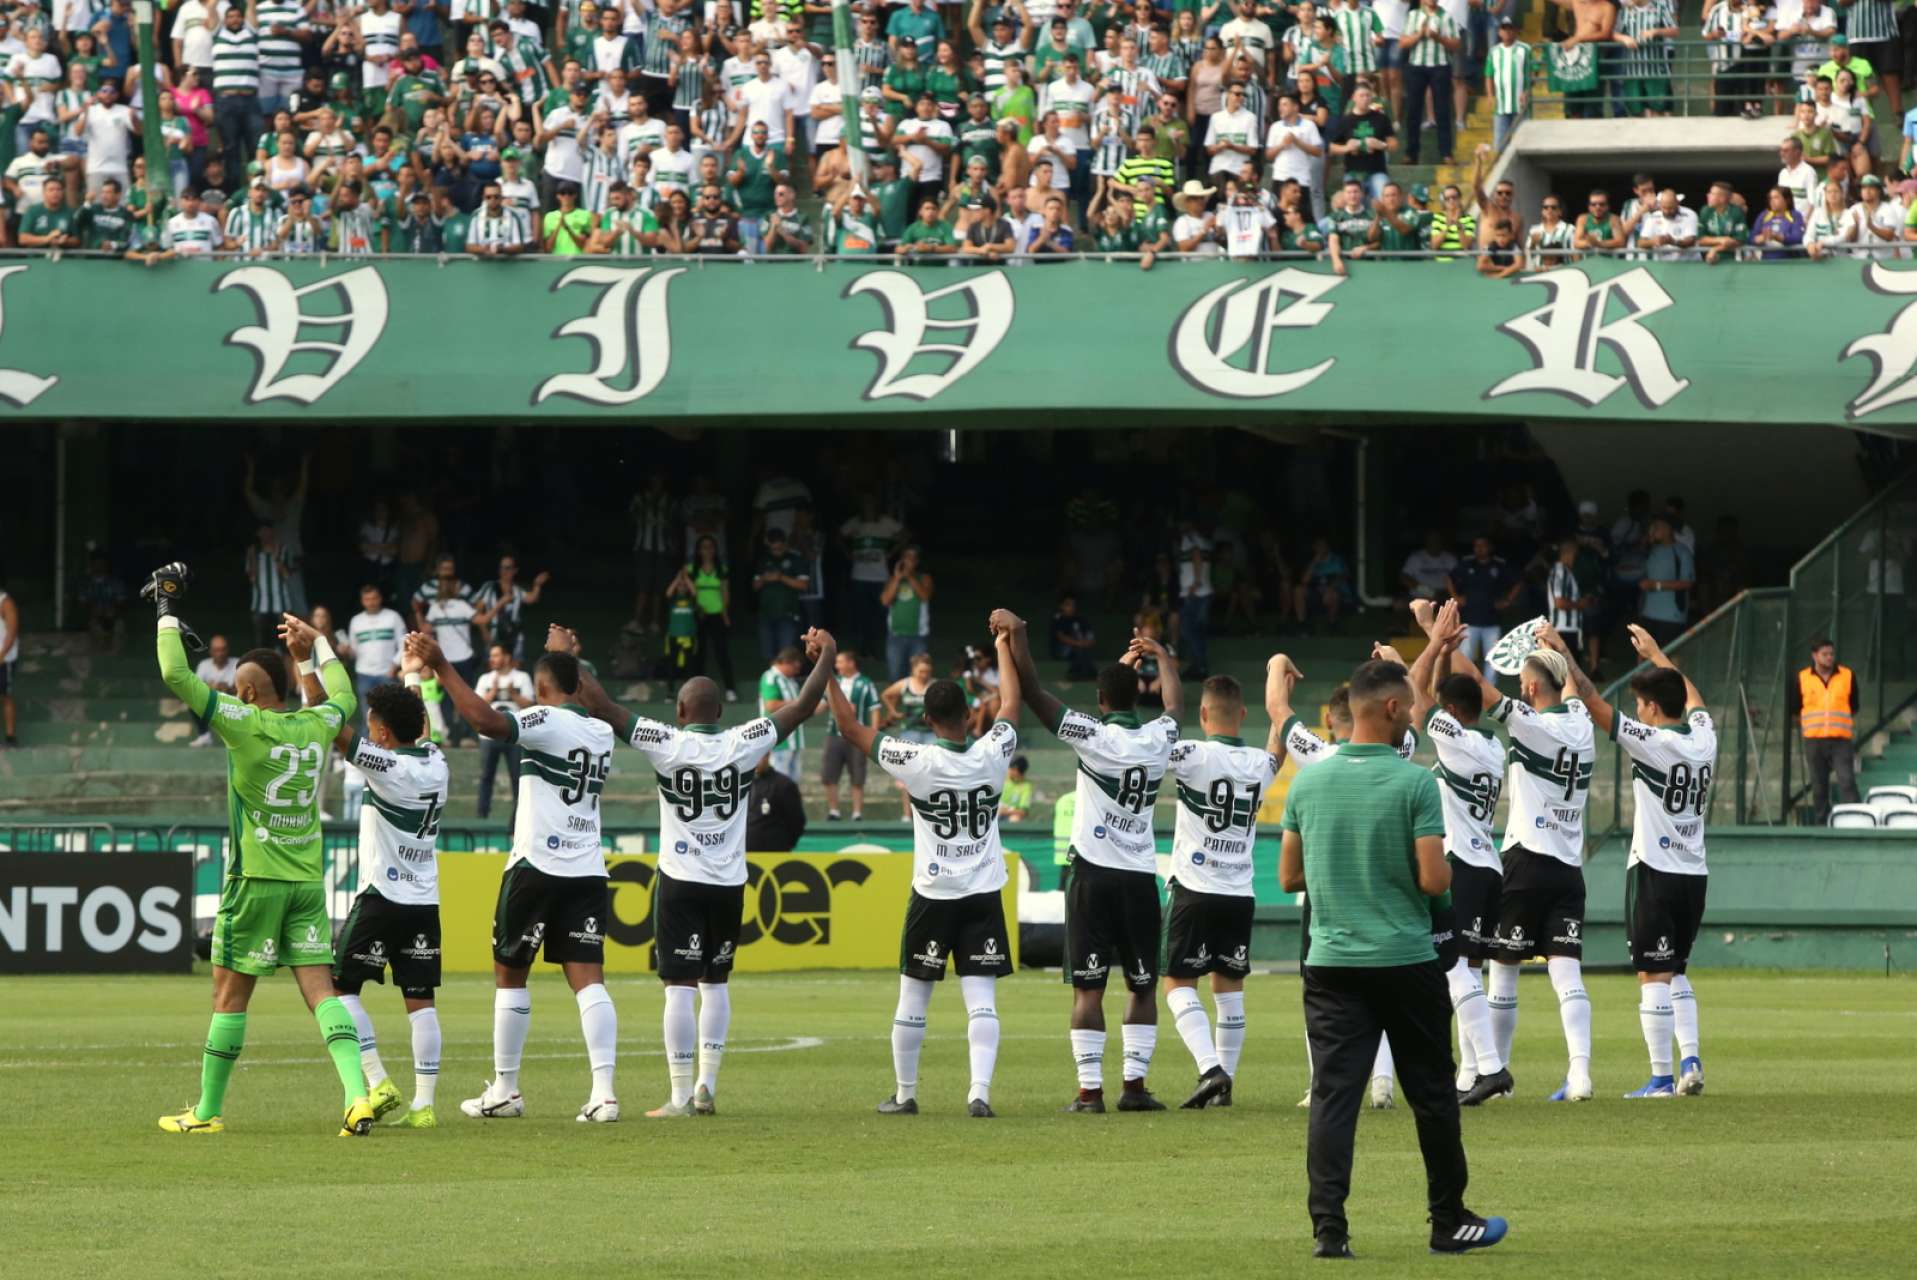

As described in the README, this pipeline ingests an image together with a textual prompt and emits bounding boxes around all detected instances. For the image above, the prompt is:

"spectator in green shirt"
[829,185,883,253]
[77,176,136,252]
[18,179,80,248]
[1000,754,1034,822]
[729,120,786,253]
[752,528,812,660]
[886,0,944,63]
[895,198,956,260]
[1695,179,1749,265]
[869,153,914,241]
[763,182,814,254]
[1280,655,1502,1260]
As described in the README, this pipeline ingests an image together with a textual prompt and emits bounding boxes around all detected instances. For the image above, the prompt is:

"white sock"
[961,975,999,1104]
[1457,1016,1477,1083]
[1213,990,1246,1077]
[337,993,387,1088]
[1487,961,1520,1069]
[1167,986,1223,1075]
[575,983,617,1101]
[1070,1029,1105,1090]
[1639,981,1674,1077]
[1548,956,1592,1082]
[493,987,531,1094]
[1447,960,1503,1075]
[663,985,697,1106]
[1370,1034,1394,1083]
[1120,1023,1156,1083]
[1671,974,1700,1060]
[697,982,731,1094]
[891,975,933,1103]
[408,1006,440,1108]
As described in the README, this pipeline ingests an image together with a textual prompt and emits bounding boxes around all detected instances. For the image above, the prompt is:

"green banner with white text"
[3,256,1917,433]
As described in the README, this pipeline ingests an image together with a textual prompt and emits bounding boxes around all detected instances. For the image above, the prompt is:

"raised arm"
[769,628,838,742]
[545,623,634,740]
[406,630,511,739]
[990,607,1064,731]
[1407,598,1463,722]
[1129,628,1182,718]
[1538,620,1610,735]
[280,610,355,723]
[1626,622,1703,710]
[1412,596,1502,710]
[144,562,211,710]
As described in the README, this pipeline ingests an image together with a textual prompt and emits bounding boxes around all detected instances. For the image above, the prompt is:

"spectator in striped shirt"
[274,187,325,253]
[212,2,263,182]
[1485,18,1531,153]
[254,0,313,115]
[246,522,300,647]
[225,178,280,254]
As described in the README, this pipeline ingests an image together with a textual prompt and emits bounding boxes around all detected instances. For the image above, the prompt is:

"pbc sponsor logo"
[605,857,876,957]
[1191,852,1206,866]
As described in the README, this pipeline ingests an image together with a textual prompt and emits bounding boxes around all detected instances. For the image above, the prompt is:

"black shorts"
[492,860,610,967]
[1493,847,1585,960]
[900,889,1012,981]
[1162,881,1254,979]
[1429,896,1461,971]
[1626,863,1708,975]
[1063,856,1161,991]
[334,889,441,998]
[653,870,744,982]
[1853,39,1900,81]
[1448,858,1505,964]
[0,660,13,696]
[821,734,868,787]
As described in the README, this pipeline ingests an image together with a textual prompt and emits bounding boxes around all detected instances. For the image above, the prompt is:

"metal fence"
[1592,468,1917,840]
[1527,37,1843,120]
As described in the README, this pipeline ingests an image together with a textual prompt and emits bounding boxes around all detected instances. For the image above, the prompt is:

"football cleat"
[1430,1212,1509,1254]
[158,1107,223,1134]
[1459,1068,1515,1107]
[1062,1092,1106,1114]
[390,1105,436,1128]
[1547,1076,1594,1102]
[1677,1056,1705,1096]
[1181,1066,1232,1110]
[1625,1076,1676,1099]
[366,1078,405,1121]
[1116,1086,1166,1112]
[1313,1235,1356,1260]
[967,1098,996,1118]
[1368,1075,1395,1109]
[876,1096,919,1116]
[577,1099,621,1123]
[1456,1069,1478,1094]
[646,1099,695,1119]
[339,1096,377,1137]
[460,1082,525,1119]
[692,1085,717,1116]
[1206,1081,1234,1108]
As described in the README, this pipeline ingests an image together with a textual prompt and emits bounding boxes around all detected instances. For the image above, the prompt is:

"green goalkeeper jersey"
[158,621,356,882]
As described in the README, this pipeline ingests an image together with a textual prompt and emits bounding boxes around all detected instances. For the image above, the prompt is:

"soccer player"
[822,648,882,821]
[407,631,622,1123]
[1000,617,1181,1114]
[143,563,374,1136]
[1444,622,1596,1102]
[1544,622,1712,1098]
[555,623,837,1118]
[831,614,1023,1117]
[1406,601,1513,1105]
[1161,671,1284,1110]
[318,645,451,1128]
[1266,658,1418,1110]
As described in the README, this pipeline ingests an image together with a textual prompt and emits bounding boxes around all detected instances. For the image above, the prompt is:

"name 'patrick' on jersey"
[1057,708,1179,874]
[877,719,1018,899]
[627,715,781,887]
[1168,738,1278,897]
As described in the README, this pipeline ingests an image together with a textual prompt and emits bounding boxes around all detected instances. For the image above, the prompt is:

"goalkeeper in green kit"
[144,562,378,1137]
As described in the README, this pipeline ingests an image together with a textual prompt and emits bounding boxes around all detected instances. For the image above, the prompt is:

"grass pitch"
[6,968,1912,1278]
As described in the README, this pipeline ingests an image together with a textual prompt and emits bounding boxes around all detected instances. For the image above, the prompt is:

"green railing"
[1526,37,1849,120]
[1593,468,1917,840]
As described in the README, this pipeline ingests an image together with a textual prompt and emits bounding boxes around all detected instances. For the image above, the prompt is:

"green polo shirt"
[1281,742,1446,968]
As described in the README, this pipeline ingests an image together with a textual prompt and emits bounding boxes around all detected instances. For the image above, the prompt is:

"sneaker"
[827,810,842,821]
[692,1084,717,1115]
[1062,1090,1106,1114]
[1459,1068,1514,1107]
[1547,1076,1594,1102]
[850,811,864,821]
[578,1099,621,1123]
[1430,1211,1509,1254]
[1116,1084,1166,1112]
[460,1081,525,1118]
[1624,1075,1676,1099]
[366,1077,405,1121]
[967,1098,996,1118]
[876,1095,919,1115]
[1180,1065,1232,1110]
[1368,1075,1395,1109]
[1312,1235,1356,1260]
[1677,1056,1705,1096]
[645,1099,695,1118]
[390,1105,436,1128]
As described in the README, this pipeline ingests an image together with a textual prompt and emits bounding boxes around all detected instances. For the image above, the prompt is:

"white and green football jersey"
[1166,735,1279,898]
[502,704,615,877]
[1280,716,1417,767]
[627,715,781,887]
[876,719,1017,899]
[1488,697,1594,866]
[347,734,450,905]
[1612,709,1715,876]
[1054,708,1178,874]
[1422,707,1506,869]
[758,667,803,751]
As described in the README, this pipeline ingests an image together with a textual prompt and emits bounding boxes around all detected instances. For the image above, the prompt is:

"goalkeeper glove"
[141,562,205,652]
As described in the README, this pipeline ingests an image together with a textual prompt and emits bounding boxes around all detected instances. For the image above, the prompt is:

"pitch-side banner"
[3,258,1917,432]
[0,851,195,973]
[438,853,1021,974]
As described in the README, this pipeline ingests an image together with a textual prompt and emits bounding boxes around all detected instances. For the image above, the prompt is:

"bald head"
[677,675,723,725]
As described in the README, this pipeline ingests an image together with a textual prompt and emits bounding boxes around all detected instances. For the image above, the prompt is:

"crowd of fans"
[0,0,1910,262]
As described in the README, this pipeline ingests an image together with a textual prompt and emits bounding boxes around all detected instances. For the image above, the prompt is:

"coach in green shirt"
[1278,655,1504,1260]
